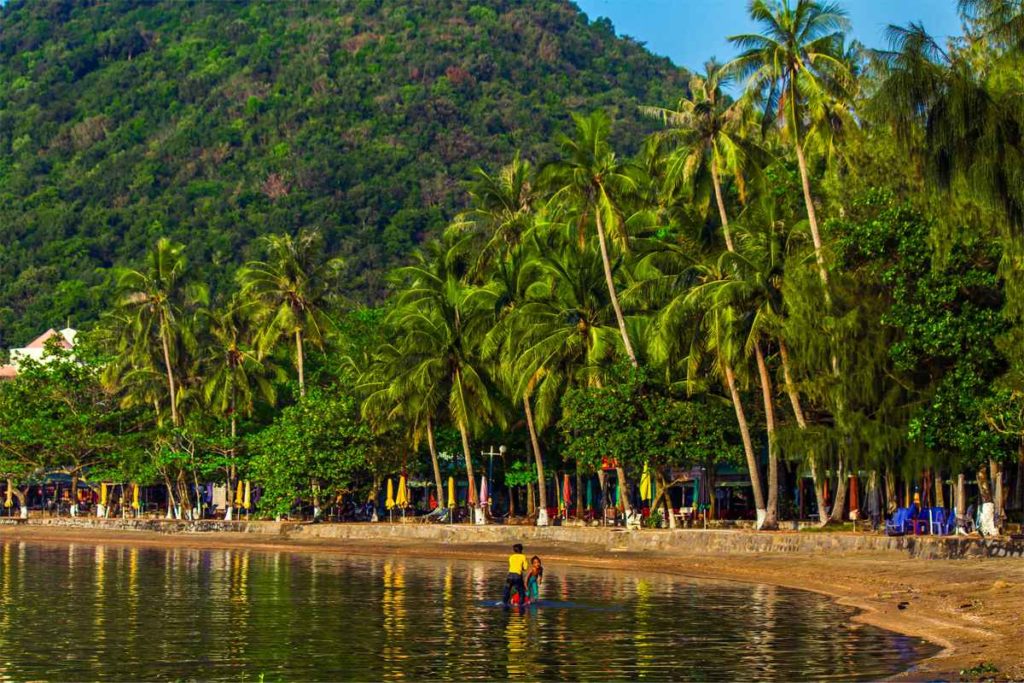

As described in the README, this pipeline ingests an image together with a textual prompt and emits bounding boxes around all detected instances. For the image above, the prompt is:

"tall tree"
[236,230,343,398]
[543,111,643,367]
[109,238,205,427]
[728,0,853,289]
[642,60,761,253]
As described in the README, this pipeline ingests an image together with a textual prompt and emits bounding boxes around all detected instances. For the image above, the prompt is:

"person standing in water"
[526,556,543,603]
[503,543,529,606]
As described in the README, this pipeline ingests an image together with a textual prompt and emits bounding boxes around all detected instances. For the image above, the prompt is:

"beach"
[2,521,1021,681]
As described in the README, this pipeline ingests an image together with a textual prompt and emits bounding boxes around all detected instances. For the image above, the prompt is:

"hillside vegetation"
[0,0,685,345]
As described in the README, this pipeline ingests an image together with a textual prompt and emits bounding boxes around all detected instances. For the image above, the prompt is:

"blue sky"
[575,0,963,73]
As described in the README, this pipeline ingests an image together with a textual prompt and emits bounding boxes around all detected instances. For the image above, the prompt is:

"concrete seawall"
[22,517,1024,559]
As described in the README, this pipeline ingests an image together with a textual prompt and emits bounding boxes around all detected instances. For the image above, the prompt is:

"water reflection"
[0,541,936,681]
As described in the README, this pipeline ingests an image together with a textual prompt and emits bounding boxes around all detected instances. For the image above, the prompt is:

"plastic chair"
[885,507,913,536]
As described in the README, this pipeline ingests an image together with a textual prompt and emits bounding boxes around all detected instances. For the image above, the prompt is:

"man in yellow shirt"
[502,543,529,606]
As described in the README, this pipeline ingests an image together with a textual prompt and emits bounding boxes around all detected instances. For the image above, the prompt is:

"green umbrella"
[586,479,593,510]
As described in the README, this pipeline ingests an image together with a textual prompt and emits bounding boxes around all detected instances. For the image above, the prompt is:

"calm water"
[0,541,936,681]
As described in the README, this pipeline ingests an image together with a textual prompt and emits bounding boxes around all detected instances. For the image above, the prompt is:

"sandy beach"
[2,523,1021,681]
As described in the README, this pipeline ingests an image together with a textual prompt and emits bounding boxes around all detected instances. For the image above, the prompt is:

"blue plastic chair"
[885,507,912,536]
[926,507,946,535]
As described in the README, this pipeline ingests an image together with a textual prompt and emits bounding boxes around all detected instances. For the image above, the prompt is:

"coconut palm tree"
[447,154,538,280]
[201,297,283,518]
[728,0,853,289]
[109,238,206,427]
[542,111,643,367]
[236,230,343,398]
[360,338,447,510]
[641,60,763,253]
[388,240,503,516]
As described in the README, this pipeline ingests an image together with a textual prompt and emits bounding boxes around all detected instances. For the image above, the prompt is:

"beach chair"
[885,507,912,536]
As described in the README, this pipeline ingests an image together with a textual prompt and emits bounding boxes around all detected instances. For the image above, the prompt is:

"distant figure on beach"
[503,543,528,607]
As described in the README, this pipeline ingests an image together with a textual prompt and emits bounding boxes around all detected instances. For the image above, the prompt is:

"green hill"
[0,0,686,346]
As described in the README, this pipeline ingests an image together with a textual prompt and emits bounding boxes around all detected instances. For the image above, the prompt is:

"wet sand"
[3,524,1022,681]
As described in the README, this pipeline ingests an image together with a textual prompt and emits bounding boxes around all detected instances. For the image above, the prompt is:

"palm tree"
[389,241,503,516]
[543,111,643,367]
[642,60,762,253]
[487,230,623,522]
[360,339,447,510]
[728,0,853,289]
[236,230,343,398]
[447,154,538,280]
[109,238,205,426]
[201,297,282,518]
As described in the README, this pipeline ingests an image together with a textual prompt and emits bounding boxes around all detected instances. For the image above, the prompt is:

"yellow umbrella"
[4,484,12,508]
[235,481,244,507]
[639,462,652,503]
[385,479,396,510]
[131,484,140,510]
[396,475,408,508]
[447,476,456,508]
[243,481,251,511]
[100,483,108,506]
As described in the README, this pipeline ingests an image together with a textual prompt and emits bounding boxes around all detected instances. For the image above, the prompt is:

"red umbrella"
[848,475,860,521]
[563,474,572,516]
[429,491,437,510]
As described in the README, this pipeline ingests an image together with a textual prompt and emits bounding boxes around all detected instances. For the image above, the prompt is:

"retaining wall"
[21,517,1024,559]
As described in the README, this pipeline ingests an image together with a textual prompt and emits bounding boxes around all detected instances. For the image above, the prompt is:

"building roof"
[24,328,73,350]
[0,365,17,380]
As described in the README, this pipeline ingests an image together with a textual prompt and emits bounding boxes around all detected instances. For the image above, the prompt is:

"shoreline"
[3,522,1022,680]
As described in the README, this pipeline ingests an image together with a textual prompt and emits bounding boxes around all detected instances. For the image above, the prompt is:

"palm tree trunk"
[828,460,849,524]
[794,142,829,289]
[710,158,735,253]
[978,462,997,535]
[956,473,967,531]
[159,314,179,426]
[754,344,779,529]
[778,341,828,524]
[616,466,630,514]
[523,395,548,525]
[226,415,236,521]
[295,329,305,398]
[458,423,477,508]
[426,416,444,509]
[724,361,767,523]
[594,210,638,367]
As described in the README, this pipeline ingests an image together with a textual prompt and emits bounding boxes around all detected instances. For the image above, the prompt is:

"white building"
[0,327,77,379]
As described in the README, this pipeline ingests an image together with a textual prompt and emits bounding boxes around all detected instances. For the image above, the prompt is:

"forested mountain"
[0,0,685,346]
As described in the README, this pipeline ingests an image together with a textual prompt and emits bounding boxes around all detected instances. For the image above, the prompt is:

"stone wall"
[23,517,1024,559]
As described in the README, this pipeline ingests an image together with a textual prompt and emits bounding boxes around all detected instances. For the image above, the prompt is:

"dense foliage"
[2,0,1023,534]
[0,0,685,346]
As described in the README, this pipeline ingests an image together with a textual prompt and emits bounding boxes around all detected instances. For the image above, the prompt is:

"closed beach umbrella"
[447,476,456,508]
[586,479,593,510]
[100,483,108,506]
[640,462,652,504]
[848,476,859,520]
[563,474,572,512]
[479,476,488,507]
[396,475,408,508]
[386,479,396,510]
[4,484,12,508]
[131,484,140,510]
[243,481,251,511]
[235,481,244,507]
[553,474,561,513]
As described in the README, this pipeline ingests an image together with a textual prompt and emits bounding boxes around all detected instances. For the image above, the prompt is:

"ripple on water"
[0,541,937,681]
